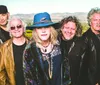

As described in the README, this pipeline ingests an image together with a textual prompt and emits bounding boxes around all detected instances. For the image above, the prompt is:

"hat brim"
[26,22,60,30]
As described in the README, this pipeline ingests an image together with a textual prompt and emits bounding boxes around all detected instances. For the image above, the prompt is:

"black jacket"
[78,28,100,85]
[59,36,86,85]
[0,27,10,44]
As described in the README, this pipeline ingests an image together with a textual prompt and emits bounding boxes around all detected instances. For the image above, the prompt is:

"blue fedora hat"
[27,12,59,29]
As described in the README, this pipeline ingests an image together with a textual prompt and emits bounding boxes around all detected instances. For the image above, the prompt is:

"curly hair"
[60,16,82,37]
[87,7,100,26]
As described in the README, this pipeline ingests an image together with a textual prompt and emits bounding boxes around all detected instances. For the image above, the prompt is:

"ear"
[60,28,63,32]
[89,21,91,26]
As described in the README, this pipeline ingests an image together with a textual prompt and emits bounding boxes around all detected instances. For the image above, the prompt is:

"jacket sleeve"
[0,46,6,85]
[23,45,37,85]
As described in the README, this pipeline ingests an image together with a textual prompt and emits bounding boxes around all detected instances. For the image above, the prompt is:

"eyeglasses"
[10,25,22,30]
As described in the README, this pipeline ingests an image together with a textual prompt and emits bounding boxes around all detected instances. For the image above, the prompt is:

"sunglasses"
[10,25,22,30]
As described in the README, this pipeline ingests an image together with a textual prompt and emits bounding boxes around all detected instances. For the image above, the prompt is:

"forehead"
[91,13,100,18]
[64,21,76,26]
[10,18,22,25]
[0,13,8,16]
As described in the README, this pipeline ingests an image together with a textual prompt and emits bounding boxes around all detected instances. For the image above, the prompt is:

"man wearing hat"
[0,5,10,44]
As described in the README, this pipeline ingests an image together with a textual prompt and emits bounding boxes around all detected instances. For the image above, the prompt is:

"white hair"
[7,16,27,32]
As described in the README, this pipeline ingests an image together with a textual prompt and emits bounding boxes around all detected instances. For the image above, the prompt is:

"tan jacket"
[0,38,28,85]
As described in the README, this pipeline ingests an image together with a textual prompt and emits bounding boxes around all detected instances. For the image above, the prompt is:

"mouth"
[65,33,72,36]
[41,34,47,36]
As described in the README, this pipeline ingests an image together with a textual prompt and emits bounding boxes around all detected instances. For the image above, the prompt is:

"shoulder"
[0,39,12,54]
[73,37,84,47]
[0,39,12,48]
[82,29,92,38]
[24,40,36,50]
[25,37,29,44]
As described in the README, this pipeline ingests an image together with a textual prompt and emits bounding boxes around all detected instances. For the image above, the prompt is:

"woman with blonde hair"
[23,12,62,85]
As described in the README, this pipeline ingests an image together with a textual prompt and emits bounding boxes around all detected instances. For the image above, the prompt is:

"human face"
[0,13,9,26]
[61,21,77,40]
[9,19,24,38]
[36,26,51,42]
[90,13,100,34]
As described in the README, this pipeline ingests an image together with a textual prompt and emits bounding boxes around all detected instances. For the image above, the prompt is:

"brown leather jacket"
[0,38,28,85]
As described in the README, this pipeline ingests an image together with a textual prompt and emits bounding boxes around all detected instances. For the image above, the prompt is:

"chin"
[41,39,48,41]
[66,37,73,40]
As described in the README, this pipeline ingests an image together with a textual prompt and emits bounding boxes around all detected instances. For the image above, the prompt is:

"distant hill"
[11,12,88,25]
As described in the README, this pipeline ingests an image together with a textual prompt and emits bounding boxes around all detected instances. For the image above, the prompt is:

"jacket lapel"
[30,42,49,85]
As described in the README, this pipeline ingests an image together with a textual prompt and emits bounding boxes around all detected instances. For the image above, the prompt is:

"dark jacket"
[59,36,86,85]
[78,28,100,85]
[0,27,10,44]
[23,41,62,85]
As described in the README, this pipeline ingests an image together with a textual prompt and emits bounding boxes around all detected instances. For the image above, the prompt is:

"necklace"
[42,46,47,52]
[41,43,54,79]
[36,42,54,79]
[43,53,53,79]
[48,57,53,79]
[42,42,50,52]
[41,43,53,54]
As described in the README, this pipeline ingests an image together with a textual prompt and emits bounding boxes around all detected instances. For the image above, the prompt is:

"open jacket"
[0,38,28,85]
[78,28,100,85]
[0,27,10,44]
[58,35,86,85]
[23,41,62,85]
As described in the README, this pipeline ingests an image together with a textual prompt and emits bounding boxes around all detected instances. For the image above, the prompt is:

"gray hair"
[87,7,100,26]
[7,16,27,31]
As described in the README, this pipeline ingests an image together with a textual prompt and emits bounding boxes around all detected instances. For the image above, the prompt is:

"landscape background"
[12,12,88,23]
[2,0,100,38]
[11,12,89,38]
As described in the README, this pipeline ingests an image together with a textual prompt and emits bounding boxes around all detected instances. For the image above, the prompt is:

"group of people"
[0,5,100,85]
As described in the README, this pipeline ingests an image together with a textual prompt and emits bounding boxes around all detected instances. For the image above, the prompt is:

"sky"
[1,0,100,15]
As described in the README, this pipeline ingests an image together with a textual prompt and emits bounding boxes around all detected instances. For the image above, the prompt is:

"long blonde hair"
[32,26,58,46]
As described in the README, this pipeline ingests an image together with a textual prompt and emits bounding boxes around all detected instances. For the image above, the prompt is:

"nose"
[68,28,71,33]
[41,28,46,32]
[14,27,19,30]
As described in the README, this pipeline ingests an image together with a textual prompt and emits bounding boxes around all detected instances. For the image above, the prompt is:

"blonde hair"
[32,26,58,45]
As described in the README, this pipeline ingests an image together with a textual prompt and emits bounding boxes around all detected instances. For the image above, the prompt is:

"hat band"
[34,20,52,25]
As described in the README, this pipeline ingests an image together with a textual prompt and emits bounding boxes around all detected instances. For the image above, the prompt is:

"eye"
[17,25,22,28]
[10,26,15,30]
[71,28,76,30]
